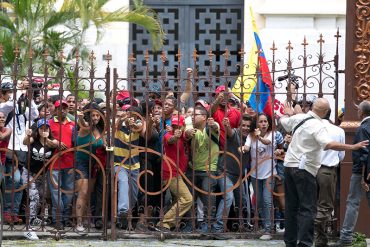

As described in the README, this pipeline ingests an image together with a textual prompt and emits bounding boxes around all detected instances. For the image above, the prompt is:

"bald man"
[280,98,368,247]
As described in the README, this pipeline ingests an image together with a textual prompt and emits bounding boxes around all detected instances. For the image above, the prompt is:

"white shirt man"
[315,119,345,246]
[280,98,368,247]
[281,111,332,176]
[321,119,345,167]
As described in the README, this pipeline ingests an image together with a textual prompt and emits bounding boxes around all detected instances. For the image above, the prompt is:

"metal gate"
[130,0,244,94]
[0,30,341,241]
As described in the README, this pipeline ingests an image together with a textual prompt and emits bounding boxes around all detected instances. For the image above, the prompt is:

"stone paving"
[2,237,370,247]
[2,239,286,247]
[2,231,369,246]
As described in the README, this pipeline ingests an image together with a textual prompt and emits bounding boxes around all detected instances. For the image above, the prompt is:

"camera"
[278,74,299,90]
[31,79,44,103]
[278,74,298,82]
[31,81,43,89]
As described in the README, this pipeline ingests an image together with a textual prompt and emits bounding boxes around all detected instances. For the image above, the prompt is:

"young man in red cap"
[48,99,75,229]
[156,114,192,231]
[210,85,241,150]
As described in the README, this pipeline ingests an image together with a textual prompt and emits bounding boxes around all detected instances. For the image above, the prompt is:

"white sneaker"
[276,227,285,233]
[259,234,272,240]
[75,225,87,235]
[30,217,43,226]
[24,231,39,240]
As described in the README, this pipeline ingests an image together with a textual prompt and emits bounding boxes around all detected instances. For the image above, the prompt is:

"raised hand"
[77,111,84,119]
[186,68,193,78]
[254,128,261,137]
[25,129,32,137]
[174,129,182,138]
[222,118,230,128]
[283,101,294,116]
[353,140,369,150]
[185,128,196,139]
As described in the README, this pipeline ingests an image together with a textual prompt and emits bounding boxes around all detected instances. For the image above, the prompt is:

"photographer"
[277,74,299,105]
[0,79,39,224]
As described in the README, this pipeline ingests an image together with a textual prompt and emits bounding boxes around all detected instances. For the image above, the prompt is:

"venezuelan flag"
[232,7,273,117]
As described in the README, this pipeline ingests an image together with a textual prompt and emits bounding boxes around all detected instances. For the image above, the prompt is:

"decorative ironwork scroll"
[354,0,370,101]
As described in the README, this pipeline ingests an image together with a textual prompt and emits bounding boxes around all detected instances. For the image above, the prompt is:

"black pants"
[93,168,110,223]
[182,170,218,226]
[138,160,162,217]
[284,167,317,247]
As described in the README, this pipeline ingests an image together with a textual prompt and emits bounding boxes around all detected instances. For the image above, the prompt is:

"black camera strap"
[292,116,314,135]
[15,109,23,132]
[5,105,26,131]
[205,124,220,147]
[5,111,13,127]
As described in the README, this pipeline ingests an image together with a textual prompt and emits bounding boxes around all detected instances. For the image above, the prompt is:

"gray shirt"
[217,128,249,177]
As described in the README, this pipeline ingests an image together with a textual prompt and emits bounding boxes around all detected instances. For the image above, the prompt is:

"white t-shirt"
[245,132,276,179]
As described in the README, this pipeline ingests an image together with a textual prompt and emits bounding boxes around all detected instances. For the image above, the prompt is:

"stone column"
[340,0,370,236]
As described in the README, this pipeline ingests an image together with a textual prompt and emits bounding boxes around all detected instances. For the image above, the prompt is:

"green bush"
[352,232,367,247]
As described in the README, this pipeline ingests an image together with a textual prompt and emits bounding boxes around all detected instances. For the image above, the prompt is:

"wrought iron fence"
[0,31,341,241]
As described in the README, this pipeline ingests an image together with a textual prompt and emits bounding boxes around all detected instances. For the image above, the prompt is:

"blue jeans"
[4,157,22,214]
[340,173,370,243]
[251,177,274,233]
[276,160,285,182]
[47,168,74,223]
[214,175,234,231]
[115,166,139,214]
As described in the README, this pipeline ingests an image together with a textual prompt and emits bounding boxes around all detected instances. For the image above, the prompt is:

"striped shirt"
[114,125,140,170]
[274,131,284,149]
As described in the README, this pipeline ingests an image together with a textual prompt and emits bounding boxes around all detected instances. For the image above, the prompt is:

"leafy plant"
[0,0,165,74]
[352,232,367,247]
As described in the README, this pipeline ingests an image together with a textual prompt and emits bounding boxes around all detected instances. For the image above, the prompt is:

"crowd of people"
[0,74,369,246]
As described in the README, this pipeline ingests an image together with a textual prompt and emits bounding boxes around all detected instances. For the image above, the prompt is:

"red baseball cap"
[122,104,131,111]
[215,85,226,95]
[195,99,210,111]
[154,99,163,107]
[171,115,185,127]
[54,100,68,108]
[117,90,130,101]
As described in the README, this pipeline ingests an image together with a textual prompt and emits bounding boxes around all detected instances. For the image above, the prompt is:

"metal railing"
[0,31,341,240]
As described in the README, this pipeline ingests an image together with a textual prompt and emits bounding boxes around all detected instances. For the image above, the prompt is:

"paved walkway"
[3,238,370,247]
[2,232,369,246]
[2,239,286,247]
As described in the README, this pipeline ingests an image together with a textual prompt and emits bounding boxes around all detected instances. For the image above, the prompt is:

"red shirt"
[49,116,75,170]
[212,106,241,150]
[0,128,10,165]
[162,132,188,180]
[96,147,107,168]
